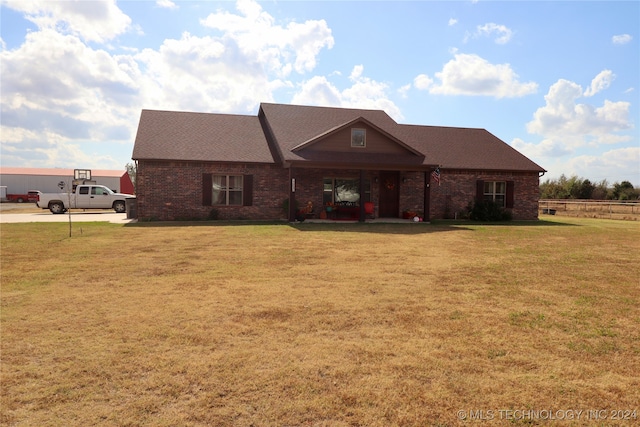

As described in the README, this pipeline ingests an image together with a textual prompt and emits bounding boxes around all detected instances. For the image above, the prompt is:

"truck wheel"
[16,197,24,203]
[49,202,65,214]
[113,201,126,213]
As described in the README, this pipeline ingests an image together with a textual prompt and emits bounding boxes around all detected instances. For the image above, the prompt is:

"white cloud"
[156,0,178,9]
[134,30,291,114]
[0,0,336,168]
[476,23,513,44]
[0,27,142,168]
[291,76,342,107]
[565,147,640,182]
[200,0,334,75]
[413,74,434,90]
[416,53,537,98]
[398,83,412,98]
[612,34,632,45]
[584,69,615,97]
[2,0,131,43]
[1,29,140,136]
[292,66,404,121]
[515,71,635,183]
[511,137,573,159]
[527,78,632,146]
[448,18,458,26]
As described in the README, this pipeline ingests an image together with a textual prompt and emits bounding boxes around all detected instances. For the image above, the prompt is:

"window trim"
[203,173,253,207]
[212,174,244,206]
[476,179,514,209]
[483,181,506,207]
[351,128,366,148]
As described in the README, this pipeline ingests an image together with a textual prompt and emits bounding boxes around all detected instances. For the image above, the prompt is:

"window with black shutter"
[203,173,253,206]
[478,180,512,208]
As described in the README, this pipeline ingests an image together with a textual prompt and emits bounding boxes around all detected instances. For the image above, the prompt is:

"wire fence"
[539,199,640,220]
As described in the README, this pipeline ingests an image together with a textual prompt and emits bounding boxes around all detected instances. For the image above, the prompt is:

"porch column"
[288,167,297,222]
[424,171,431,222]
[359,169,365,222]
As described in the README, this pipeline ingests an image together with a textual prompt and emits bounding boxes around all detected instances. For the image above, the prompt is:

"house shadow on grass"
[126,218,577,235]
[289,218,577,234]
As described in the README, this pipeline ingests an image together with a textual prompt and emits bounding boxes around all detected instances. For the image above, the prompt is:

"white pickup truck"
[37,185,134,214]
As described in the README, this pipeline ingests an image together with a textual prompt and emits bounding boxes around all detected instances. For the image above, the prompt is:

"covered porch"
[286,164,436,223]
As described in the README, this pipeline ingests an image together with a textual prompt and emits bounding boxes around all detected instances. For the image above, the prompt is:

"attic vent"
[351,128,366,148]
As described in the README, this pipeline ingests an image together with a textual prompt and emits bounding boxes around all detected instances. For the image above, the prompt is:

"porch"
[287,167,434,223]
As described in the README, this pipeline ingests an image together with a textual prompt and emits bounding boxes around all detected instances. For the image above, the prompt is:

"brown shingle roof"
[259,103,403,161]
[259,103,544,172]
[131,104,545,173]
[132,109,275,163]
[396,124,546,172]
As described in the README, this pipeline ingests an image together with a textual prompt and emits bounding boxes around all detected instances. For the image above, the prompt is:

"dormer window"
[351,128,366,148]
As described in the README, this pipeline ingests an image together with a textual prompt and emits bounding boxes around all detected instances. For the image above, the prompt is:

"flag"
[431,167,441,186]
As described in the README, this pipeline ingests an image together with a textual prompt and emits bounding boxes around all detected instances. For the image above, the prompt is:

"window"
[351,128,366,147]
[323,178,371,205]
[484,181,506,207]
[203,174,252,206]
[212,175,243,205]
[79,187,89,195]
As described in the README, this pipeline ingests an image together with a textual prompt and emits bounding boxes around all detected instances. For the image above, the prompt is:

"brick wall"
[136,161,289,221]
[429,170,540,220]
[137,162,540,221]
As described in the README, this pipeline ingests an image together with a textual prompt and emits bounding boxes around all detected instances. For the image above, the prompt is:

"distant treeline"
[540,175,639,200]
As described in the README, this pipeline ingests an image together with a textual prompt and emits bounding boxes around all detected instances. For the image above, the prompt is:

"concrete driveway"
[0,204,135,224]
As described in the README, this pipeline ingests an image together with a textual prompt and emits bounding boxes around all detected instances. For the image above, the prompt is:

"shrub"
[469,200,512,221]
[282,198,300,218]
[208,208,220,220]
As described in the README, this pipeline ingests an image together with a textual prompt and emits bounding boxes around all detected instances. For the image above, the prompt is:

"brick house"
[131,103,545,221]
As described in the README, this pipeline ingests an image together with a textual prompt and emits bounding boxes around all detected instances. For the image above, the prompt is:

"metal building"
[0,167,135,199]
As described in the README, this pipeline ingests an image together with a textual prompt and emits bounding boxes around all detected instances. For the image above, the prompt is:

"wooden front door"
[378,171,399,217]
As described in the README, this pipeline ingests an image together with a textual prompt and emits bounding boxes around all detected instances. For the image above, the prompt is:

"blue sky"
[1,0,638,185]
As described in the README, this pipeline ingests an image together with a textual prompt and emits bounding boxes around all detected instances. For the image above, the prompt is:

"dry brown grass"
[1,218,639,426]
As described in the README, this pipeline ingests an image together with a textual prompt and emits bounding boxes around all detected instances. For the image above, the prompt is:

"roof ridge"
[260,102,391,115]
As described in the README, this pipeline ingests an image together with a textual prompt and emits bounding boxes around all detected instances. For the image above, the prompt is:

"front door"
[378,171,399,217]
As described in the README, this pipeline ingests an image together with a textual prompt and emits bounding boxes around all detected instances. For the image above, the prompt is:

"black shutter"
[476,180,484,203]
[202,173,212,206]
[506,181,515,208]
[243,175,253,206]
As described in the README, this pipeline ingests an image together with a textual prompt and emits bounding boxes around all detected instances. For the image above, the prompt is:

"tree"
[592,180,609,200]
[126,162,137,191]
[566,175,582,199]
[539,176,639,200]
[577,179,595,199]
[612,181,639,200]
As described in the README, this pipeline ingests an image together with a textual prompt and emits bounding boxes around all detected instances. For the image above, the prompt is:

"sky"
[1,0,638,185]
